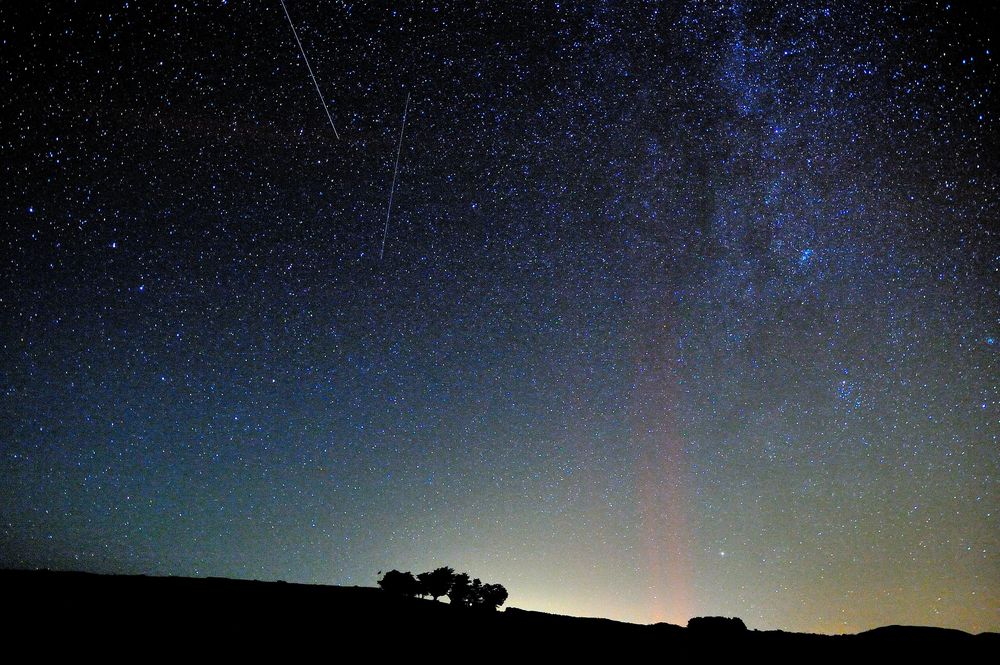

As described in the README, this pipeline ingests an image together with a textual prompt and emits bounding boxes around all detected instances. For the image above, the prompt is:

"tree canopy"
[376,569,421,597]
[416,566,454,601]
[377,567,508,610]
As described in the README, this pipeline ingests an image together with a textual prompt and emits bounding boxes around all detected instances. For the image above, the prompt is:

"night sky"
[2,1,997,634]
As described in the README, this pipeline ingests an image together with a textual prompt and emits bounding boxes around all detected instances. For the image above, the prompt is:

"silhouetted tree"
[377,570,420,597]
[417,566,454,601]
[447,572,472,607]
[380,566,507,610]
[478,583,508,611]
[469,578,484,606]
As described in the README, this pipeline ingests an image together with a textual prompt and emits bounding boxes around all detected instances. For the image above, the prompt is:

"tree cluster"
[377,567,508,611]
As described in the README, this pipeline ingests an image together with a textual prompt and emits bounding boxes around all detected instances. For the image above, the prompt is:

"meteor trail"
[380,92,410,260]
[278,0,340,140]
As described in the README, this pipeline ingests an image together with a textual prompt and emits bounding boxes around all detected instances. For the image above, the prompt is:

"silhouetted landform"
[3,569,995,659]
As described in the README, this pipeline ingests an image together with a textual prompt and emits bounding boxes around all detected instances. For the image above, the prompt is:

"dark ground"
[4,569,995,659]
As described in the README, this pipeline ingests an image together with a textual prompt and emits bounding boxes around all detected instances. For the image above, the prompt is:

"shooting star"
[380,92,410,260]
[278,0,340,140]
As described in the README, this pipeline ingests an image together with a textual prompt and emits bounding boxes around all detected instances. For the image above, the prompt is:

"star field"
[1,1,996,633]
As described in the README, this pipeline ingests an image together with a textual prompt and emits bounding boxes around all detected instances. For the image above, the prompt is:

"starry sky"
[2,0,997,634]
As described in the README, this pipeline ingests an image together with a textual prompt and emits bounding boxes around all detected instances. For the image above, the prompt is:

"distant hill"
[3,569,995,658]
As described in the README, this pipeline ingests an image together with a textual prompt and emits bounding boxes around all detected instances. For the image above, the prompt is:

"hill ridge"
[4,568,996,656]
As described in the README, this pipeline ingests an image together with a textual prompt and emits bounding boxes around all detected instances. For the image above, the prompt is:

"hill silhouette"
[3,569,995,658]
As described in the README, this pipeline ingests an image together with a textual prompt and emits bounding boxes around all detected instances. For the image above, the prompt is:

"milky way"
[1,1,996,634]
